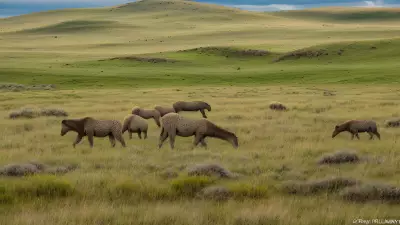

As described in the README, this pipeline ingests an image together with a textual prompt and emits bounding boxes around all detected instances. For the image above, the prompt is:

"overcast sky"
[0,0,399,18]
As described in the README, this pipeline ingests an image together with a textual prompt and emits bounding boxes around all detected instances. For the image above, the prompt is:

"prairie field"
[1,0,400,224]
[2,85,400,225]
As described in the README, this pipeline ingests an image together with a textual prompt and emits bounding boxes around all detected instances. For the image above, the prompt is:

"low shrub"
[13,175,75,199]
[228,183,270,200]
[280,177,360,195]
[340,183,400,204]
[170,175,215,197]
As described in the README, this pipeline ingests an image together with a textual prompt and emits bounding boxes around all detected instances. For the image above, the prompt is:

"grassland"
[1,0,400,224]
[2,86,400,225]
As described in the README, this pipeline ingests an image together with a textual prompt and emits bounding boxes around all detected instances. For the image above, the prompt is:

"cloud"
[232,0,400,11]
[361,0,400,7]
[363,0,385,7]
[232,4,299,11]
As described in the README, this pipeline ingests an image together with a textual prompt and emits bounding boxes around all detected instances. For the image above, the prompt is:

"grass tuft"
[0,162,78,177]
[196,185,233,201]
[110,181,176,201]
[0,184,15,204]
[39,108,69,117]
[170,175,216,197]
[318,151,361,165]
[340,183,400,204]
[0,83,55,92]
[269,102,288,111]
[9,107,68,119]
[13,175,75,199]
[384,118,400,128]
[280,177,360,195]
[0,162,43,176]
[228,183,270,200]
[187,163,237,179]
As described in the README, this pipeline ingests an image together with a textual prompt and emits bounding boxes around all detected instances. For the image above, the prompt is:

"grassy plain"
[2,86,400,225]
[1,0,400,224]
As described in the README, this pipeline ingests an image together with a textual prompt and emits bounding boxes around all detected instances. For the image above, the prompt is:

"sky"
[0,0,399,18]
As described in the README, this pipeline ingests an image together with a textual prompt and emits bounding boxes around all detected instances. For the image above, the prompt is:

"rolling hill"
[0,0,400,87]
[273,7,400,22]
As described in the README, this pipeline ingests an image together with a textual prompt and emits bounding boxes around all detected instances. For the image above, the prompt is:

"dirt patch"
[340,183,400,204]
[385,118,400,128]
[102,56,178,63]
[9,107,68,119]
[187,163,238,179]
[281,177,360,195]
[196,185,233,201]
[181,47,270,57]
[0,162,78,177]
[318,150,360,165]
[269,102,288,111]
[323,90,336,96]
[0,83,56,92]
[273,49,328,62]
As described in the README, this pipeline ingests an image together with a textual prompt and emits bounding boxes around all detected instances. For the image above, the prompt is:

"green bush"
[170,175,215,197]
[228,183,270,200]
[110,181,175,201]
[14,175,74,199]
[0,184,14,204]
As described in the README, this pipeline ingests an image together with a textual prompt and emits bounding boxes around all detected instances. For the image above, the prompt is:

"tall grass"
[1,85,400,224]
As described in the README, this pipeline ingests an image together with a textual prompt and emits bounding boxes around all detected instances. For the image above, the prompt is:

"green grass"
[1,0,400,88]
[1,38,400,88]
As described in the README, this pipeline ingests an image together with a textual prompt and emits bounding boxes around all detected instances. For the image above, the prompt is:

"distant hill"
[0,0,399,55]
[1,0,400,87]
[273,7,400,22]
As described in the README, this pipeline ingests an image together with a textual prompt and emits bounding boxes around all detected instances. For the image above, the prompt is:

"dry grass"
[1,85,400,224]
[280,177,360,195]
[0,162,78,176]
[187,163,237,179]
[340,183,400,204]
[196,185,233,201]
[8,107,68,119]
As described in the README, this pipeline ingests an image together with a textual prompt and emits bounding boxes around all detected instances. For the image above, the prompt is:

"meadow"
[1,0,400,224]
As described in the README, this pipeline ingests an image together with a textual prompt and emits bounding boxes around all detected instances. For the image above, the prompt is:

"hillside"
[273,7,400,22]
[0,0,400,87]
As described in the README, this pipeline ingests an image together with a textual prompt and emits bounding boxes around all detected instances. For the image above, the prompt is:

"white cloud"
[363,0,385,7]
[232,4,299,11]
[232,0,400,11]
